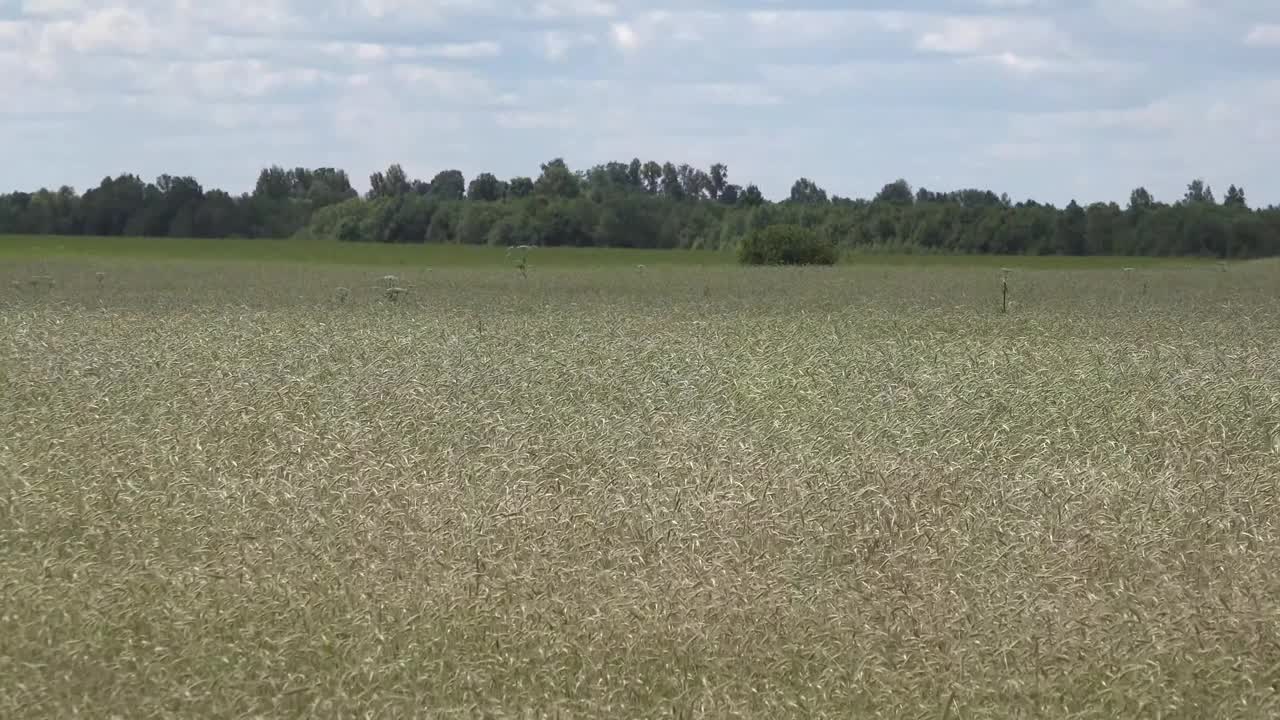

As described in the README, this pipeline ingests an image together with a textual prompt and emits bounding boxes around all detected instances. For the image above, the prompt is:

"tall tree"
[627,158,644,189]
[1184,178,1215,205]
[1128,187,1154,213]
[507,176,534,198]
[467,172,505,201]
[1085,202,1123,255]
[709,163,728,201]
[641,161,663,194]
[789,177,828,204]
[369,164,411,199]
[875,179,914,206]
[660,162,683,199]
[306,168,357,208]
[720,184,741,206]
[428,170,466,201]
[255,166,292,200]
[1223,184,1247,209]
[1055,200,1088,255]
[535,158,580,199]
[5,156,1280,259]
[677,164,709,199]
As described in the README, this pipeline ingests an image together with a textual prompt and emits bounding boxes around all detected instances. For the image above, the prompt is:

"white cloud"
[42,7,157,53]
[538,30,596,61]
[914,16,1070,57]
[1009,99,1181,136]
[426,41,502,59]
[173,59,336,99]
[391,64,507,105]
[1092,0,1218,31]
[19,0,87,16]
[661,82,783,107]
[757,62,873,96]
[743,10,908,48]
[1244,24,1280,46]
[978,0,1048,7]
[178,0,302,36]
[532,0,616,19]
[322,41,502,62]
[956,51,1124,78]
[207,103,307,131]
[347,0,494,23]
[540,30,572,60]
[1,0,1279,206]
[985,140,1080,162]
[495,109,578,129]
[981,51,1052,74]
[609,21,639,51]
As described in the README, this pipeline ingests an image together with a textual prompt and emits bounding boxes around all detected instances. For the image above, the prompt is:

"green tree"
[306,168,357,209]
[627,158,643,189]
[641,161,663,194]
[788,178,828,204]
[1128,187,1154,213]
[1085,202,1123,255]
[1055,200,1088,255]
[458,202,505,243]
[254,166,292,200]
[678,164,709,199]
[709,163,728,201]
[660,162,683,199]
[739,184,765,207]
[1223,184,1247,209]
[426,202,460,242]
[720,184,741,206]
[875,179,914,206]
[1184,178,1215,205]
[467,172,505,201]
[507,177,534,198]
[738,224,837,265]
[428,170,466,201]
[369,164,411,199]
[535,158,580,199]
[7,154,1280,260]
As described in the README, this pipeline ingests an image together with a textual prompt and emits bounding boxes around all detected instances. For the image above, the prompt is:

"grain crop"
[2,257,1279,718]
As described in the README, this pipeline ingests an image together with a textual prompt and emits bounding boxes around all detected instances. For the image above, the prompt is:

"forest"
[2,159,1277,257]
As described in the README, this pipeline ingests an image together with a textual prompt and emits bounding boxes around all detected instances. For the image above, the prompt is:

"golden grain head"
[2,257,1279,718]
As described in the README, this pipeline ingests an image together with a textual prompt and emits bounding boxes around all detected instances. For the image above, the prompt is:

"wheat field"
[2,257,1279,718]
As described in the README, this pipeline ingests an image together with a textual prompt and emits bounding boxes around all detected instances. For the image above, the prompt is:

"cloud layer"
[3,0,1279,205]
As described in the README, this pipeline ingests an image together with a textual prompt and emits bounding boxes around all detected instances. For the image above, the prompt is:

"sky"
[2,0,1279,206]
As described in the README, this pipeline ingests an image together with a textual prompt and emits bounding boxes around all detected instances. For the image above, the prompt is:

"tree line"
[2,159,1278,258]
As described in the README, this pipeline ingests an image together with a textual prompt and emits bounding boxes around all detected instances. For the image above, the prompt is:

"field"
[2,241,1279,718]
[0,233,1210,269]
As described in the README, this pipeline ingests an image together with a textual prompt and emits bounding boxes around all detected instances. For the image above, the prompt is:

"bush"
[336,217,363,243]
[307,197,369,241]
[738,223,837,265]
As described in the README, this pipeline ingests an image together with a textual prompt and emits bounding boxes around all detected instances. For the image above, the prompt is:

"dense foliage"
[2,160,1278,257]
[738,224,836,265]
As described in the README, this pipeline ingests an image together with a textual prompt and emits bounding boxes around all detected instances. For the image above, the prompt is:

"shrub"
[307,197,369,241]
[336,217,363,243]
[738,223,838,265]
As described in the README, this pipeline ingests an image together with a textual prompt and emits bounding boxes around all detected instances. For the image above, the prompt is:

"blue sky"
[2,0,1279,206]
